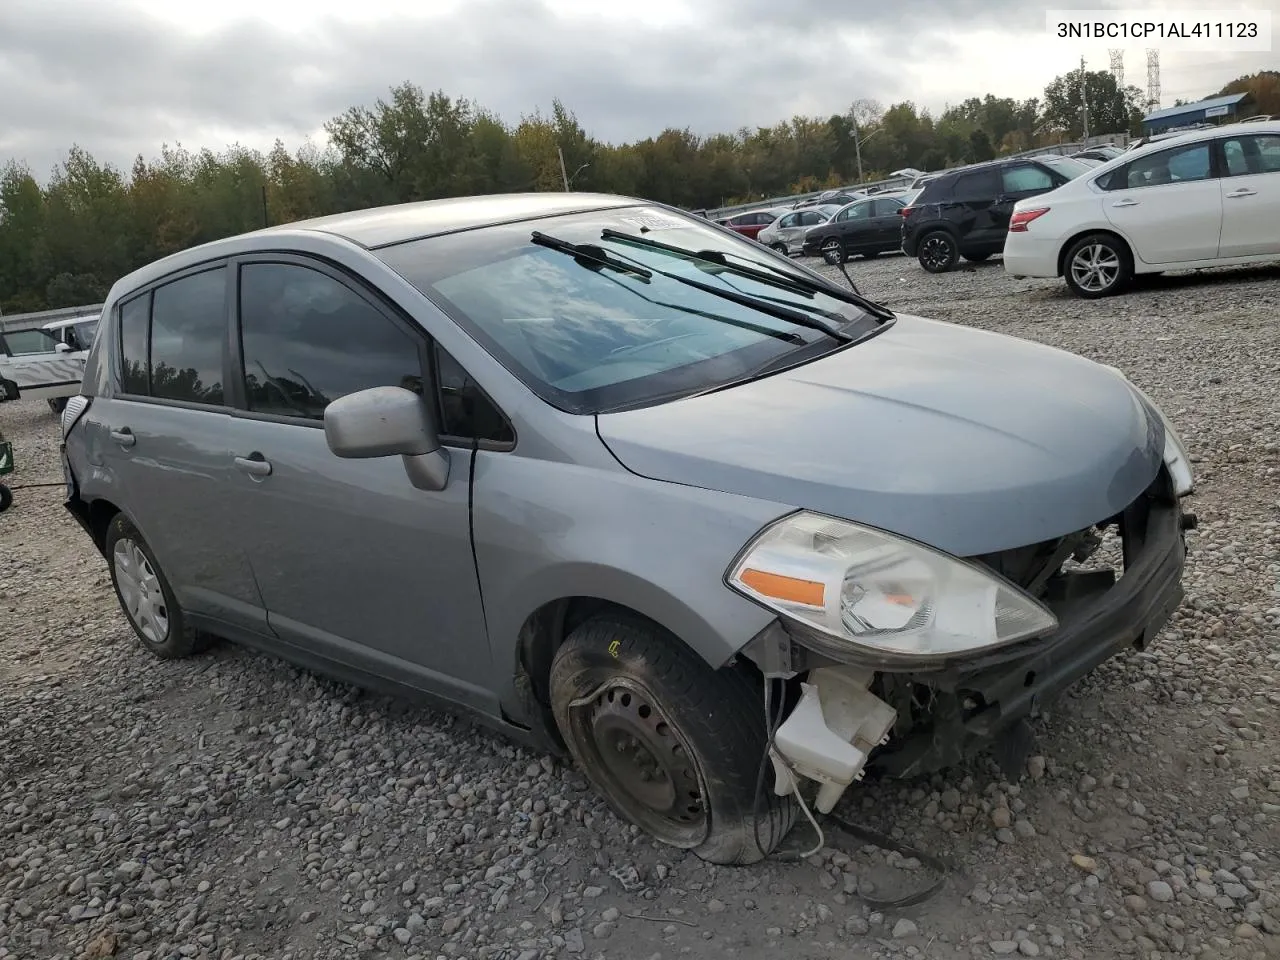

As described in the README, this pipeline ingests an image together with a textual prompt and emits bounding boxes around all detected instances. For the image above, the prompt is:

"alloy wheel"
[821,239,843,264]
[921,235,953,271]
[1070,243,1121,293]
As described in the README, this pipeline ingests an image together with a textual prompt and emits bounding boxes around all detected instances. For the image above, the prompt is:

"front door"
[221,257,495,711]
[1217,132,1280,258]
[1103,140,1223,264]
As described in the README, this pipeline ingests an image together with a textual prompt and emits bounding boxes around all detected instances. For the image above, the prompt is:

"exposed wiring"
[752,674,952,909]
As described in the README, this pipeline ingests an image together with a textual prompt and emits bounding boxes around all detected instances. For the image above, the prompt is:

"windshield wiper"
[587,240,853,342]
[600,228,895,321]
[531,231,652,281]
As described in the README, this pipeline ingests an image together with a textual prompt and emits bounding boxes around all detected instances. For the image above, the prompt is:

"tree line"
[1,69,1275,314]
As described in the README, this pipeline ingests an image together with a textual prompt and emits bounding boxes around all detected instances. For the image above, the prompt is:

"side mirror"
[323,386,450,491]
[54,342,72,353]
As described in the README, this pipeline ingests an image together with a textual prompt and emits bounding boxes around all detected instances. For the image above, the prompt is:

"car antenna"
[836,260,862,297]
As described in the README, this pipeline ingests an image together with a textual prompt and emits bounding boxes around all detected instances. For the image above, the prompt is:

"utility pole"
[557,146,570,192]
[852,117,864,183]
[1080,55,1090,144]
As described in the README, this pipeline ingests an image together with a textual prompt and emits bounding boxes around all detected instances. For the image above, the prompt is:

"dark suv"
[900,156,1093,272]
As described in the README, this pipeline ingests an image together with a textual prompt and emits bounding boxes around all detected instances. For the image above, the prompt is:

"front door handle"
[233,454,272,478]
[1111,198,1140,208]
[1226,188,1257,198]
[109,427,136,448]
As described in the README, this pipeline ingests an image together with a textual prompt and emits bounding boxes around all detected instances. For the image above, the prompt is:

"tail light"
[899,206,914,217]
[1009,208,1050,233]
[61,395,91,438]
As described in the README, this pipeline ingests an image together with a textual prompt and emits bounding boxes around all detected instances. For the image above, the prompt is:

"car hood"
[596,315,1162,557]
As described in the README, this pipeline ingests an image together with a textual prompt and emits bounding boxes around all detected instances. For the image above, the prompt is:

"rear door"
[1217,132,1280,257]
[995,162,1062,236]
[870,198,906,244]
[1101,140,1223,263]
[96,268,266,633]
[947,168,1003,247]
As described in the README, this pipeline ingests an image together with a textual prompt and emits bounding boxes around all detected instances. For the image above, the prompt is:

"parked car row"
[0,313,100,411]
[1004,120,1280,297]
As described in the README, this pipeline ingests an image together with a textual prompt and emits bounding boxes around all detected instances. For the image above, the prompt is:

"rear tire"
[48,397,68,415]
[0,484,11,513]
[1063,233,1132,299]
[770,243,788,255]
[550,612,796,865]
[917,231,959,273]
[105,514,211,659]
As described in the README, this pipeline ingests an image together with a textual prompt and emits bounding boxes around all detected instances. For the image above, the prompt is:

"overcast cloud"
[0,0,1274,178]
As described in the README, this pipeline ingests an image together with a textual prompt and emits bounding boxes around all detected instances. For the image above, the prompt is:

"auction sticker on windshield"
[618,213,690,232]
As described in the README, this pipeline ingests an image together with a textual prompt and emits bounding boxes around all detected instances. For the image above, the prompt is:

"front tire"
[1063,233,1132,298]
[550,612,796,865]
[917,231,959,273]
[105,515,210,659]
[770,243,788,255]
[821,238,846,265]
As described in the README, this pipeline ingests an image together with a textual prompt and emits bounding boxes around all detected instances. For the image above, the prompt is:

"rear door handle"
[233,454,272,478]
[1111,198,1140,208]
[109,427,136,448]
[1226,188,1257,198]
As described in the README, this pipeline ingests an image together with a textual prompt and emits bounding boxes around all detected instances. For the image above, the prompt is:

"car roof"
[107,192,648,303]
[42,314,100,330]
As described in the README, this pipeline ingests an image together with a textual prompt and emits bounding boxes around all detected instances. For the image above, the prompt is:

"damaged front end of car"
[733,423,1194,813]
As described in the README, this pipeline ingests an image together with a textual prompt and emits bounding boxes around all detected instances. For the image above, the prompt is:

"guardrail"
[0,303,104,335]
[706,174,914,220]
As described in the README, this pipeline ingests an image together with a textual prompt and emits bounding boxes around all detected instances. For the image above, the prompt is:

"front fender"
[470,451,791,712]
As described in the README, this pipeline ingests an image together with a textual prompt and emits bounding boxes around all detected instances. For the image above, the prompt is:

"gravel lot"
[3,254,1280,960]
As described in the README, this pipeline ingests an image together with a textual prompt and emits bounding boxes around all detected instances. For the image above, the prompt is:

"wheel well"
[513,597,764,734]
[1056,229,1132,278]
[86,498,121,552]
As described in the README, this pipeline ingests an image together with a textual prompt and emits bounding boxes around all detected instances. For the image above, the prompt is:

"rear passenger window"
[951,170,1001,201]
[150,270,227,405]
[237,262,422,421]
[1002,165,1056,193]
[119,293,150,395]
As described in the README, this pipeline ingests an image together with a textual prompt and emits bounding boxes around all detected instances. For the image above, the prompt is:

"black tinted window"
[150,270,226,405]
[952,169,1001,200]
[871,199,904,217]
[238,262,422,421]
[435,346,514,445]
[119,294,150,394]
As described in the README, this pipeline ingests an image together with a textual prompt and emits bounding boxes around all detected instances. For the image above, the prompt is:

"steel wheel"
[1069,242,1122,293]
[821,238,844,264]
[113,537,170,644]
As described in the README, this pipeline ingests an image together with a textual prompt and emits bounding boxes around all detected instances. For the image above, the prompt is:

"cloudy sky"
[0,0,1274,178]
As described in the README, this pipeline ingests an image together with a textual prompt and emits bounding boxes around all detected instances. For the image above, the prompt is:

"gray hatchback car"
[61,193,1193,865]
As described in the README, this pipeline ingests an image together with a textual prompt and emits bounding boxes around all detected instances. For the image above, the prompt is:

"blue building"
[1142,93,1253,134]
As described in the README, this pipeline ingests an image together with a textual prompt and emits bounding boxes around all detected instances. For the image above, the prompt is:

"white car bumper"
[1002,233,1060,279]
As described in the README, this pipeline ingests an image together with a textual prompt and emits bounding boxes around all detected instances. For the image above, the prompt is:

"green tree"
[1041,69,1144,138]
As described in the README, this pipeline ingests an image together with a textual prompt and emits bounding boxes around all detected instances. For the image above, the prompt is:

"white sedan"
[1003,121,1280,297]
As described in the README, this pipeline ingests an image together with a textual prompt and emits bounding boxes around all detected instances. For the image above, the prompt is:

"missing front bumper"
[746,482,1188,780]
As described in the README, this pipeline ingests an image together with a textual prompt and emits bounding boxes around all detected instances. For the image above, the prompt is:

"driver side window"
[236,261,512,444]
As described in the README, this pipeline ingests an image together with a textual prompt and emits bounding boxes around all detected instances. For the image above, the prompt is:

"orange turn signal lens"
[739,568,825,607]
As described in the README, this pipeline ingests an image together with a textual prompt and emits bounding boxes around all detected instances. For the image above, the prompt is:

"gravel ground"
[2,254,1280,960]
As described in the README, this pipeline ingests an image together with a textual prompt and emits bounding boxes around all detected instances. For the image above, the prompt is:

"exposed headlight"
[1103,366,1194,497]
[727,511,1058,661]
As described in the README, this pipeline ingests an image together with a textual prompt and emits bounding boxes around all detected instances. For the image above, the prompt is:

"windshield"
[1041,156,1096,180]
[376,206,880,414]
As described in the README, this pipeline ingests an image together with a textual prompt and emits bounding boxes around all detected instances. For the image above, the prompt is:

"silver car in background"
[757,205,840,255]
[62,193,1193,867]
